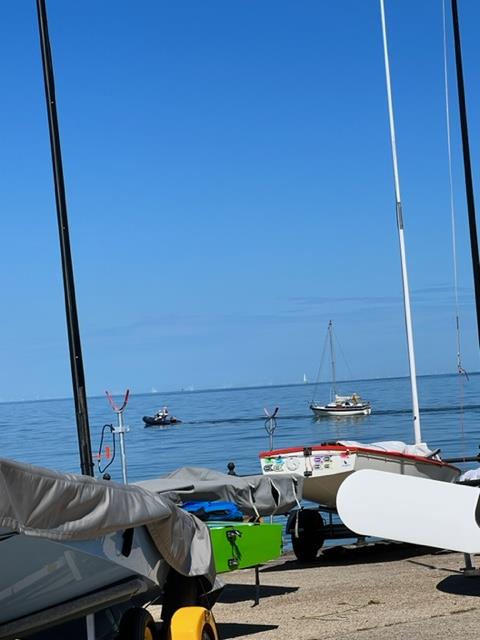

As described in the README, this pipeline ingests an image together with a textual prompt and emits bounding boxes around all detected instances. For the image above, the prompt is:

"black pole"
[36,0,94,476]
[451,0,480,348]
[444,455,480,463]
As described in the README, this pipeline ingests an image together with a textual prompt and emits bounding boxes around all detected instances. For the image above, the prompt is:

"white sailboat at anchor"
[309,320,371,417]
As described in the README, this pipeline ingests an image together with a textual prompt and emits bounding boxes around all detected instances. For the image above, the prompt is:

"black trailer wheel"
[290,509,325,562]
[118,607,158,640]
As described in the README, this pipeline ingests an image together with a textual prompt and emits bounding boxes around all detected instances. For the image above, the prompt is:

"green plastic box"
[208,521,283,573]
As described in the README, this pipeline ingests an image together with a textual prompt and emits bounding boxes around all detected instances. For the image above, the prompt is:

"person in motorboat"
[143,406,182,426]
[155,406,169,420]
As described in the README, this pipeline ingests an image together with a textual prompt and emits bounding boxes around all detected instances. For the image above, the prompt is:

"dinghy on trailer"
[259,441,459,560]
[136,465,304,519]
[137,466,303,586]
[260,441,459,509]
[0,457,216,640]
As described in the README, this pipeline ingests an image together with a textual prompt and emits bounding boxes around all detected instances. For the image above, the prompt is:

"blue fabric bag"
[181,500,243,522]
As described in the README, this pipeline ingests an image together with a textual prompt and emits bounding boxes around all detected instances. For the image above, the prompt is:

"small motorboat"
[143,414,182,427]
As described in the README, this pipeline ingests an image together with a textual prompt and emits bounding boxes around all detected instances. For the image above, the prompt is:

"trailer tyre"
[118,606,158,640]
[291,509,325,562]
[169,606,219,640]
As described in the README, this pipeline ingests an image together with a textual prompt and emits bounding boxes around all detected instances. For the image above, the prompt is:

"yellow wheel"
[118,607,158,640]
[168,606,219,640]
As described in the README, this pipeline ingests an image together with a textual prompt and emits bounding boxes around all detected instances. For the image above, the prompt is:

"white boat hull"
[0,526,167,625]
[260,444,459,509]
[310,404,371,417]
[337,470,480,554]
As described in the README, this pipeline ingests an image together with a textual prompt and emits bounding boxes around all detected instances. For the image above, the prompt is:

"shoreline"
[151,542,480,639]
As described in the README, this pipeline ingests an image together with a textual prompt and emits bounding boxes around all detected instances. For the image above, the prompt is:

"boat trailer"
[287,506,365,562]
[3,573,220,640]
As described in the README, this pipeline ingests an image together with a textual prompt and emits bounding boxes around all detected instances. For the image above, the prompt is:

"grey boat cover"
[0,458,215,586]
[136,466,304,517]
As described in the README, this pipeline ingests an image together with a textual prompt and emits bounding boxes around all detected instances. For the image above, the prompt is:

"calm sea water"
[1,373,479,483]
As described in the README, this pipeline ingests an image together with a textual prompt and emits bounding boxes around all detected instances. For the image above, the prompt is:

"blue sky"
[1,1,479,401]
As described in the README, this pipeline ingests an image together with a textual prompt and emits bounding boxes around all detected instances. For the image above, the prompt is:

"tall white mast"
[379,0,422,444]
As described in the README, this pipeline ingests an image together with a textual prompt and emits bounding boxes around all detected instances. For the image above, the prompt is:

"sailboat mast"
[379,0,422,444]
[450,0,480,348]
[36,0,94,476]
[328,320,337,400]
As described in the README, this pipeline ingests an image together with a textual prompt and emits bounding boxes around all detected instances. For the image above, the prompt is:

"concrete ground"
[164,543,480,639]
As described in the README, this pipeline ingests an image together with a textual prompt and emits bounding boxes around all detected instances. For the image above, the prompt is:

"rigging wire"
[443,0,468,382]
[310,328,329,404]
[330,323,355,383]
[310,322,355,404]
[442,0,468,454]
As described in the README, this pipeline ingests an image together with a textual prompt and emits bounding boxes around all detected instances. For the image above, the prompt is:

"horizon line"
[0,370,477,405]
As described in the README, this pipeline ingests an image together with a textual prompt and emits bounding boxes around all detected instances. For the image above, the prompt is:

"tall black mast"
[36,0,94,476]
[450,0,480,347]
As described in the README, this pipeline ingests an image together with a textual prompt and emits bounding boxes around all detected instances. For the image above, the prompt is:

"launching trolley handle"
[105,389,130,484]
